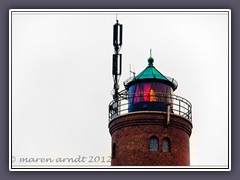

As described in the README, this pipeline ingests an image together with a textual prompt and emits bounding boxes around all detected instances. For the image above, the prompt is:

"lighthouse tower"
[108,20,192,166]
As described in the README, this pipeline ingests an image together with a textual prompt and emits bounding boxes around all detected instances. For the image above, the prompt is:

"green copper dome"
[135,57,169,82]
[124,56,178,91]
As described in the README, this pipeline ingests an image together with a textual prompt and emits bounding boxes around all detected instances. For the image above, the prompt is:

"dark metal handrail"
[109,91,192,122]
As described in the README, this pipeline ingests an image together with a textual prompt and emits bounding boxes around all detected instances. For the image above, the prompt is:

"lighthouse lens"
[128,82,173,112]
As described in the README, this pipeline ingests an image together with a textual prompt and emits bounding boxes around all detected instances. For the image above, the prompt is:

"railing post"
[190,106,192,121]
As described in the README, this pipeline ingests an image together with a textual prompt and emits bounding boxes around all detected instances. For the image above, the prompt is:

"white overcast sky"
[11,10,230,168]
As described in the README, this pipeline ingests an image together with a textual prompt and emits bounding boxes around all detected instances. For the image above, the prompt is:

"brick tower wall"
[109,112,192,166]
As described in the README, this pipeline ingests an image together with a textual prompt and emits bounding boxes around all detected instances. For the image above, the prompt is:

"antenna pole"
[112,19,123,115]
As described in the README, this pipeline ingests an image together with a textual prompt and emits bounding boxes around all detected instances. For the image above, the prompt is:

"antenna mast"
[112,19,123,101]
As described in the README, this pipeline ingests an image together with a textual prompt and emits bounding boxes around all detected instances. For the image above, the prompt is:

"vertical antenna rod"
[112,19,123,105]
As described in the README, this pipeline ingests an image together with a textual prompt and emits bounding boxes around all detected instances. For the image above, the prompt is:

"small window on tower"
[162,137,171,152]
[150,136,158,152]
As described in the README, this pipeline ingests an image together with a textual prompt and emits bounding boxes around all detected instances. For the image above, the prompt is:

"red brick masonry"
[109,112,193,166]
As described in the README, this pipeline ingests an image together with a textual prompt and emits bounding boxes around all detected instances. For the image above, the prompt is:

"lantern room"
[124,56,178,112]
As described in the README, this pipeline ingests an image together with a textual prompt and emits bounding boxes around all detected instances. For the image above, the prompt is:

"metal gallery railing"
[109,91,192,122]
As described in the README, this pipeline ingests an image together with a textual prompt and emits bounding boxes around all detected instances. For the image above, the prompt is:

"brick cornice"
[109,112,192,136]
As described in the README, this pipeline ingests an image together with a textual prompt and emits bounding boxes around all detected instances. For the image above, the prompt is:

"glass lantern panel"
[129,82,172,104]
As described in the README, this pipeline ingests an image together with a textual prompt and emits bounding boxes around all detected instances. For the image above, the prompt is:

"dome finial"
[148,49,154,66]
